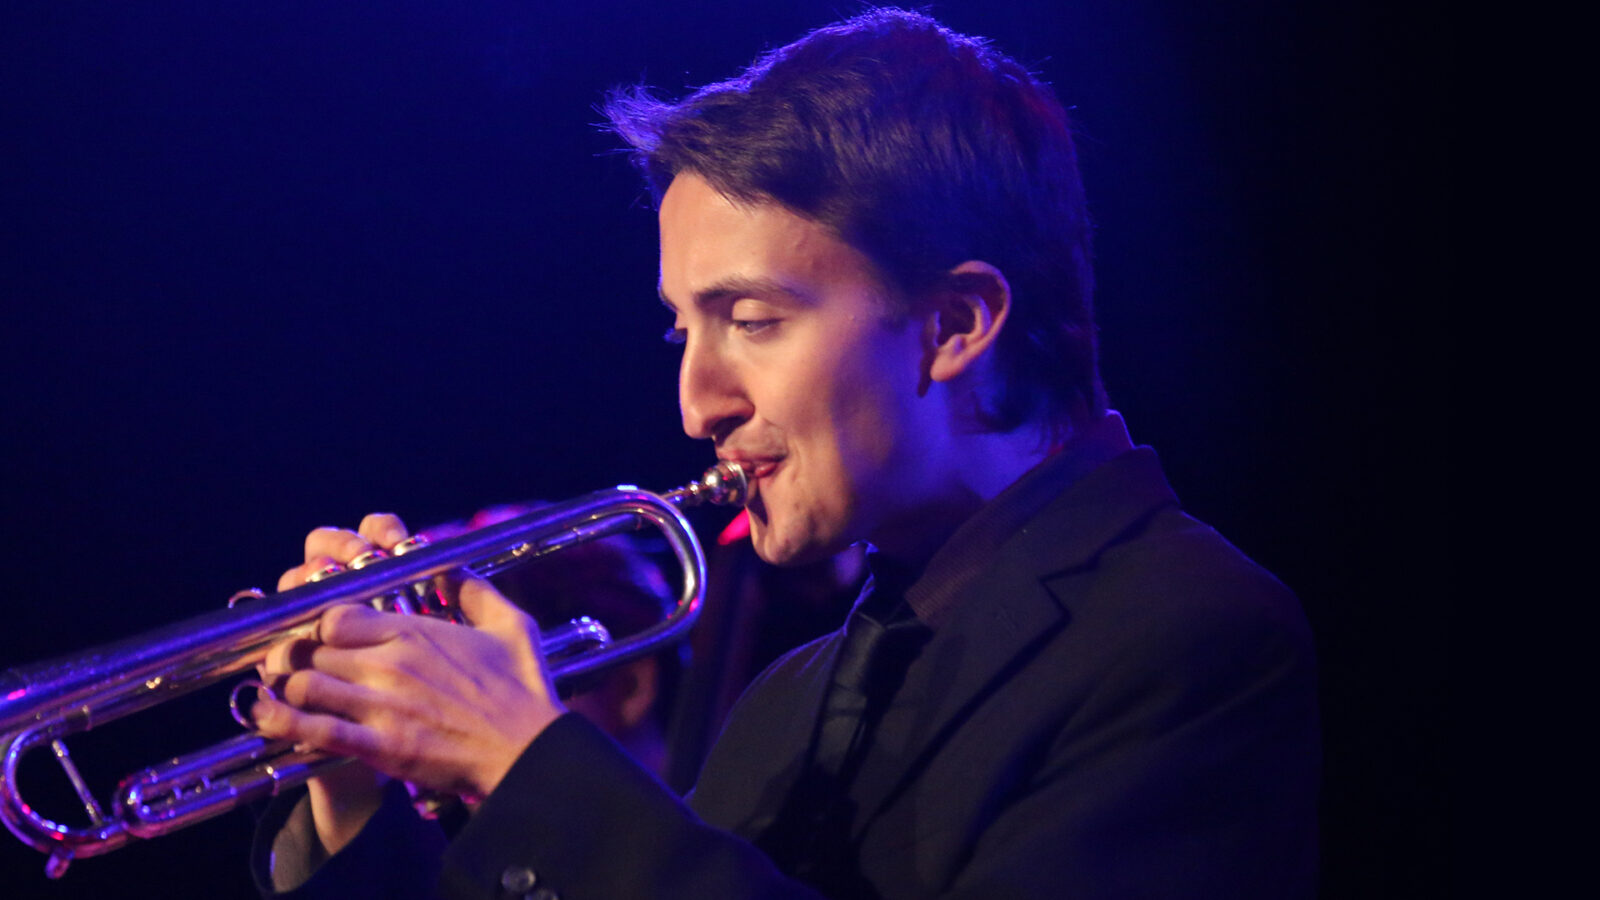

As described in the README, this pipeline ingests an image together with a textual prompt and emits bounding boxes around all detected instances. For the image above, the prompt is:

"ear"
[926,261,1011,384]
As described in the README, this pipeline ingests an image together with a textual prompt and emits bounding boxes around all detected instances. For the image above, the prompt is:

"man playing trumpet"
[251,9,1319,898]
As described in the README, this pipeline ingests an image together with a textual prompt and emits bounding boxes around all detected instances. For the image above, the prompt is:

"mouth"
[720,456,782,481]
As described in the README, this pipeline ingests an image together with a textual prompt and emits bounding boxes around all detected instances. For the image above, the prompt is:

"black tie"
[760,565,932,892]
[810,585,929,784]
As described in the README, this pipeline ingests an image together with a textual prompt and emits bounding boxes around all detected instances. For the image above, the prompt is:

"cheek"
[774,351,884,484]
[751,323,922,551]
[825,338,922,468]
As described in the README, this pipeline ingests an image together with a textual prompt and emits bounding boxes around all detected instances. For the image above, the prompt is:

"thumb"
[448,572,561,707]
[448,573,530,632]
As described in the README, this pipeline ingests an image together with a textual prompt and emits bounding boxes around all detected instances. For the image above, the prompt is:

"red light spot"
[717,509,751,546]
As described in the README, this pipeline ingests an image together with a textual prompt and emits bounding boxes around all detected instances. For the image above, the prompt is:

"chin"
[749,534,805,567]
[749,521,842,568]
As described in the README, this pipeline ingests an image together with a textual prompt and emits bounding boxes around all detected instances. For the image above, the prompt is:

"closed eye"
[734,319,778,337]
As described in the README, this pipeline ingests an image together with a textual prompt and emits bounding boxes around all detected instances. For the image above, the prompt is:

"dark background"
[0,2,1447,897]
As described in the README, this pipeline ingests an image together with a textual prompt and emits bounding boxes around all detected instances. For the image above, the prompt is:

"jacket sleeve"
[438,713,823,900]
[250,714,826,900]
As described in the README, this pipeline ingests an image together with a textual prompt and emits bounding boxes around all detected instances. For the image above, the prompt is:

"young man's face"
[658,174,947,566]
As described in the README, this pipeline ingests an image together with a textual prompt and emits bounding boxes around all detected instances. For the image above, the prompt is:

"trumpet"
[0,461,747,878]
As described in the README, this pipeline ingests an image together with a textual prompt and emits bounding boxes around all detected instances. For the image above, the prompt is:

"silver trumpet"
[0,462,747,878]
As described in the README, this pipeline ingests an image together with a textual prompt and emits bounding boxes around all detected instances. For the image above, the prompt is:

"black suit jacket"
[259,448,1319,899]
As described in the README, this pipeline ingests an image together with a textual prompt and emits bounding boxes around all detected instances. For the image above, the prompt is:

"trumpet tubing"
[0,461,746,878]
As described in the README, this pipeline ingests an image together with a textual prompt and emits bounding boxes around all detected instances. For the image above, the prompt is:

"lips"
[720,456,781,480]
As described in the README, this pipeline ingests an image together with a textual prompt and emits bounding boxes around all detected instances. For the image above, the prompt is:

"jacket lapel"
[848,449,1180,830]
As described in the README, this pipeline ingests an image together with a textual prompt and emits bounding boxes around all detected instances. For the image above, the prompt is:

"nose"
[679,333,749,443]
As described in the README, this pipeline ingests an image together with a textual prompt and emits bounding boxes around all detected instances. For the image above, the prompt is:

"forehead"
[656,174,893,310]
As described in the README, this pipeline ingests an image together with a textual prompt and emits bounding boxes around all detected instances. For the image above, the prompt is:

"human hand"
[255,514,566,848]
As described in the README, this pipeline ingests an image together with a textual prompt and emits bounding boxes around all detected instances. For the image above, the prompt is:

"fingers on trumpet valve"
[357,512,411,550]
[254,514,415,692]
[276,515,411,589]
[272,516,435,616]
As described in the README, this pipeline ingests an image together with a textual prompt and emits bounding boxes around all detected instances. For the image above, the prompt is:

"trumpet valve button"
[348,549,389,570]
[306,563,345,583]
[392,535,430,556]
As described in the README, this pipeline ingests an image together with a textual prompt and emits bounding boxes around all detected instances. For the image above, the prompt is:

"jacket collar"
[849,446,1180,827]
[905,411,1135,628]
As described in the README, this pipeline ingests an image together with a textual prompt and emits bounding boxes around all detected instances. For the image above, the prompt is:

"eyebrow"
[657,275,815,313]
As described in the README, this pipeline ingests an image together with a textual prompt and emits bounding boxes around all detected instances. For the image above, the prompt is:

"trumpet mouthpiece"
[698,460,749,507]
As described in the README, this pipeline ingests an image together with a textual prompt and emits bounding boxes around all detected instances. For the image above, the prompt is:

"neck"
[869,422,1060,568]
